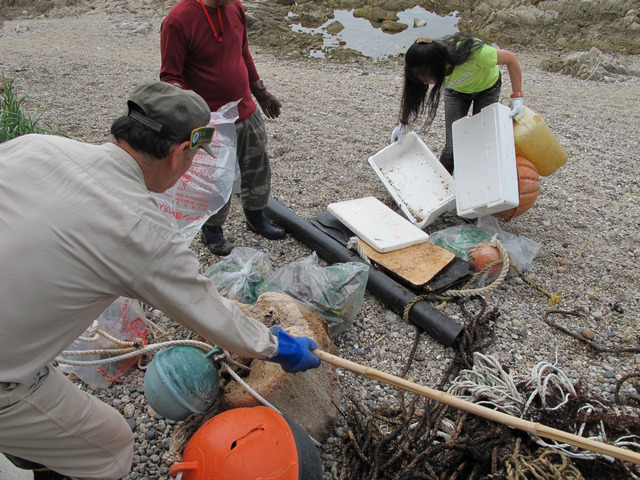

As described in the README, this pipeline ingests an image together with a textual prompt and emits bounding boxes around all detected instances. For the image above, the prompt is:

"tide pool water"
[290,6,459,59]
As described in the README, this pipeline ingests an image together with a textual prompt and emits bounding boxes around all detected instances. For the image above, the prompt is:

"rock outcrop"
[1,0,637,60]
[221,292,340,442]
[541,47,640,81]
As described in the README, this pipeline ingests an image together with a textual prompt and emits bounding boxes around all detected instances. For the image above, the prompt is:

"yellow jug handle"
[500,97,524,124]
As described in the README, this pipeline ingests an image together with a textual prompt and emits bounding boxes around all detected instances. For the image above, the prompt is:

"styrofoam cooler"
[368,132,456,228]
[452,102,519,218]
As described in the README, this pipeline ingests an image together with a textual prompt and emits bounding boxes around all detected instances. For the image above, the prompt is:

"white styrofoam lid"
[452,102,519,218]
[328,196,430,253]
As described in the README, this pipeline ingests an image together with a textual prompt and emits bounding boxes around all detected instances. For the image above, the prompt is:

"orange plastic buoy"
[469,243,503,281]
[492,154,541,221]
[169,406,322,480]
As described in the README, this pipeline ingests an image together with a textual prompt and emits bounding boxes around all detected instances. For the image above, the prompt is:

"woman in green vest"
[391,33,523,174]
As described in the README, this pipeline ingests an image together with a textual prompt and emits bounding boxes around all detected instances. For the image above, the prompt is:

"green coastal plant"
[0,77,50,143]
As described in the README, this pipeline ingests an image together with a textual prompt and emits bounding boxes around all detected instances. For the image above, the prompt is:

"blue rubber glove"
[268,326,321,373]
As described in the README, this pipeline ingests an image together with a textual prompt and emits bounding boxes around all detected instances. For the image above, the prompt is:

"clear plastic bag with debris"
[430,216,541,272]
[204,247,273,304]
[255,252,369,336]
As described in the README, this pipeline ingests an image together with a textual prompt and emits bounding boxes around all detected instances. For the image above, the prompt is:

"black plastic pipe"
[266,198,463,346]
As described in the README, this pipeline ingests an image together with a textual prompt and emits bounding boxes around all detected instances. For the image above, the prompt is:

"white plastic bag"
[154,100,240,245]
[255,252,369,336]
[59,297,148,388]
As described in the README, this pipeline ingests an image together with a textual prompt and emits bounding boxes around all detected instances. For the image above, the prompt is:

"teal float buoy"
[144,346,221,421]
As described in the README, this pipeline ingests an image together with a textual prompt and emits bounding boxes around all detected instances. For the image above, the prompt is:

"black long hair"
[399,33,484,127]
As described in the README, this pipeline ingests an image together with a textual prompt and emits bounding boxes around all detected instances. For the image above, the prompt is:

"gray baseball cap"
[127,81,216,157]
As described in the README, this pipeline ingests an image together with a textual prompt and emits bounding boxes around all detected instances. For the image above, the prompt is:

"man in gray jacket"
[0,81,320,480]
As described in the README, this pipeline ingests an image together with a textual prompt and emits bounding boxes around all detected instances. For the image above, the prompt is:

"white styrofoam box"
[327,196,430,253]
[368,132,456,228]
[452,102,518,218]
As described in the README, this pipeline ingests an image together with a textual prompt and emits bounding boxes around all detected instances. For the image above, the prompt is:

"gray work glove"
[390,122,407,143]
[510,97,524,118]
[250,80,282,119]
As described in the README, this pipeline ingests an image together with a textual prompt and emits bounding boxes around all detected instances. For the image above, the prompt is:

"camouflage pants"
[206,109,272,226]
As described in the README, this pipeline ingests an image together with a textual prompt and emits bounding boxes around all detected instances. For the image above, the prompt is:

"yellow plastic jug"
[512,105,567,176]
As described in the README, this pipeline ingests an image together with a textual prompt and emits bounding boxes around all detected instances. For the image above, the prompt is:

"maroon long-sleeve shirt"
[160,0,259,122]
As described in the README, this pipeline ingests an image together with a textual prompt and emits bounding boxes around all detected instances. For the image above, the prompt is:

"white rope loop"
[448,352,640,461]
[346,236,371,265]
[57,339,214,366]
[448,352,525,417]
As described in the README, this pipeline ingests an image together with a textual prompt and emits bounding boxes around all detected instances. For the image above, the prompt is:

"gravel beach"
[1,3,639,479]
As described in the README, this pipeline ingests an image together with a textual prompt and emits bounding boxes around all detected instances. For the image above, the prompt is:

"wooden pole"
[314,349,640,465]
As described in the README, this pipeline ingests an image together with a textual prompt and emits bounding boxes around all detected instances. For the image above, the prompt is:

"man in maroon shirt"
[160,0,285,255]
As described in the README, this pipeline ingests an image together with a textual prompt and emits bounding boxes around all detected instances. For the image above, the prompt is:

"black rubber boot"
[2,454,71,480]
[32,469,73,480]
[244,209,286,240]
[200,224,233,256]
[3,453,42,470]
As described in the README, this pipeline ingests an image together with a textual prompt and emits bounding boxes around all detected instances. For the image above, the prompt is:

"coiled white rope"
[521,361,576,415]
[448,352,640,461]
[448,352,525,417]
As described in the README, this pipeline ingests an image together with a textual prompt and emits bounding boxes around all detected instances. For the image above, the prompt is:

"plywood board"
[358,239,456,288]
[328,197,429,253]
